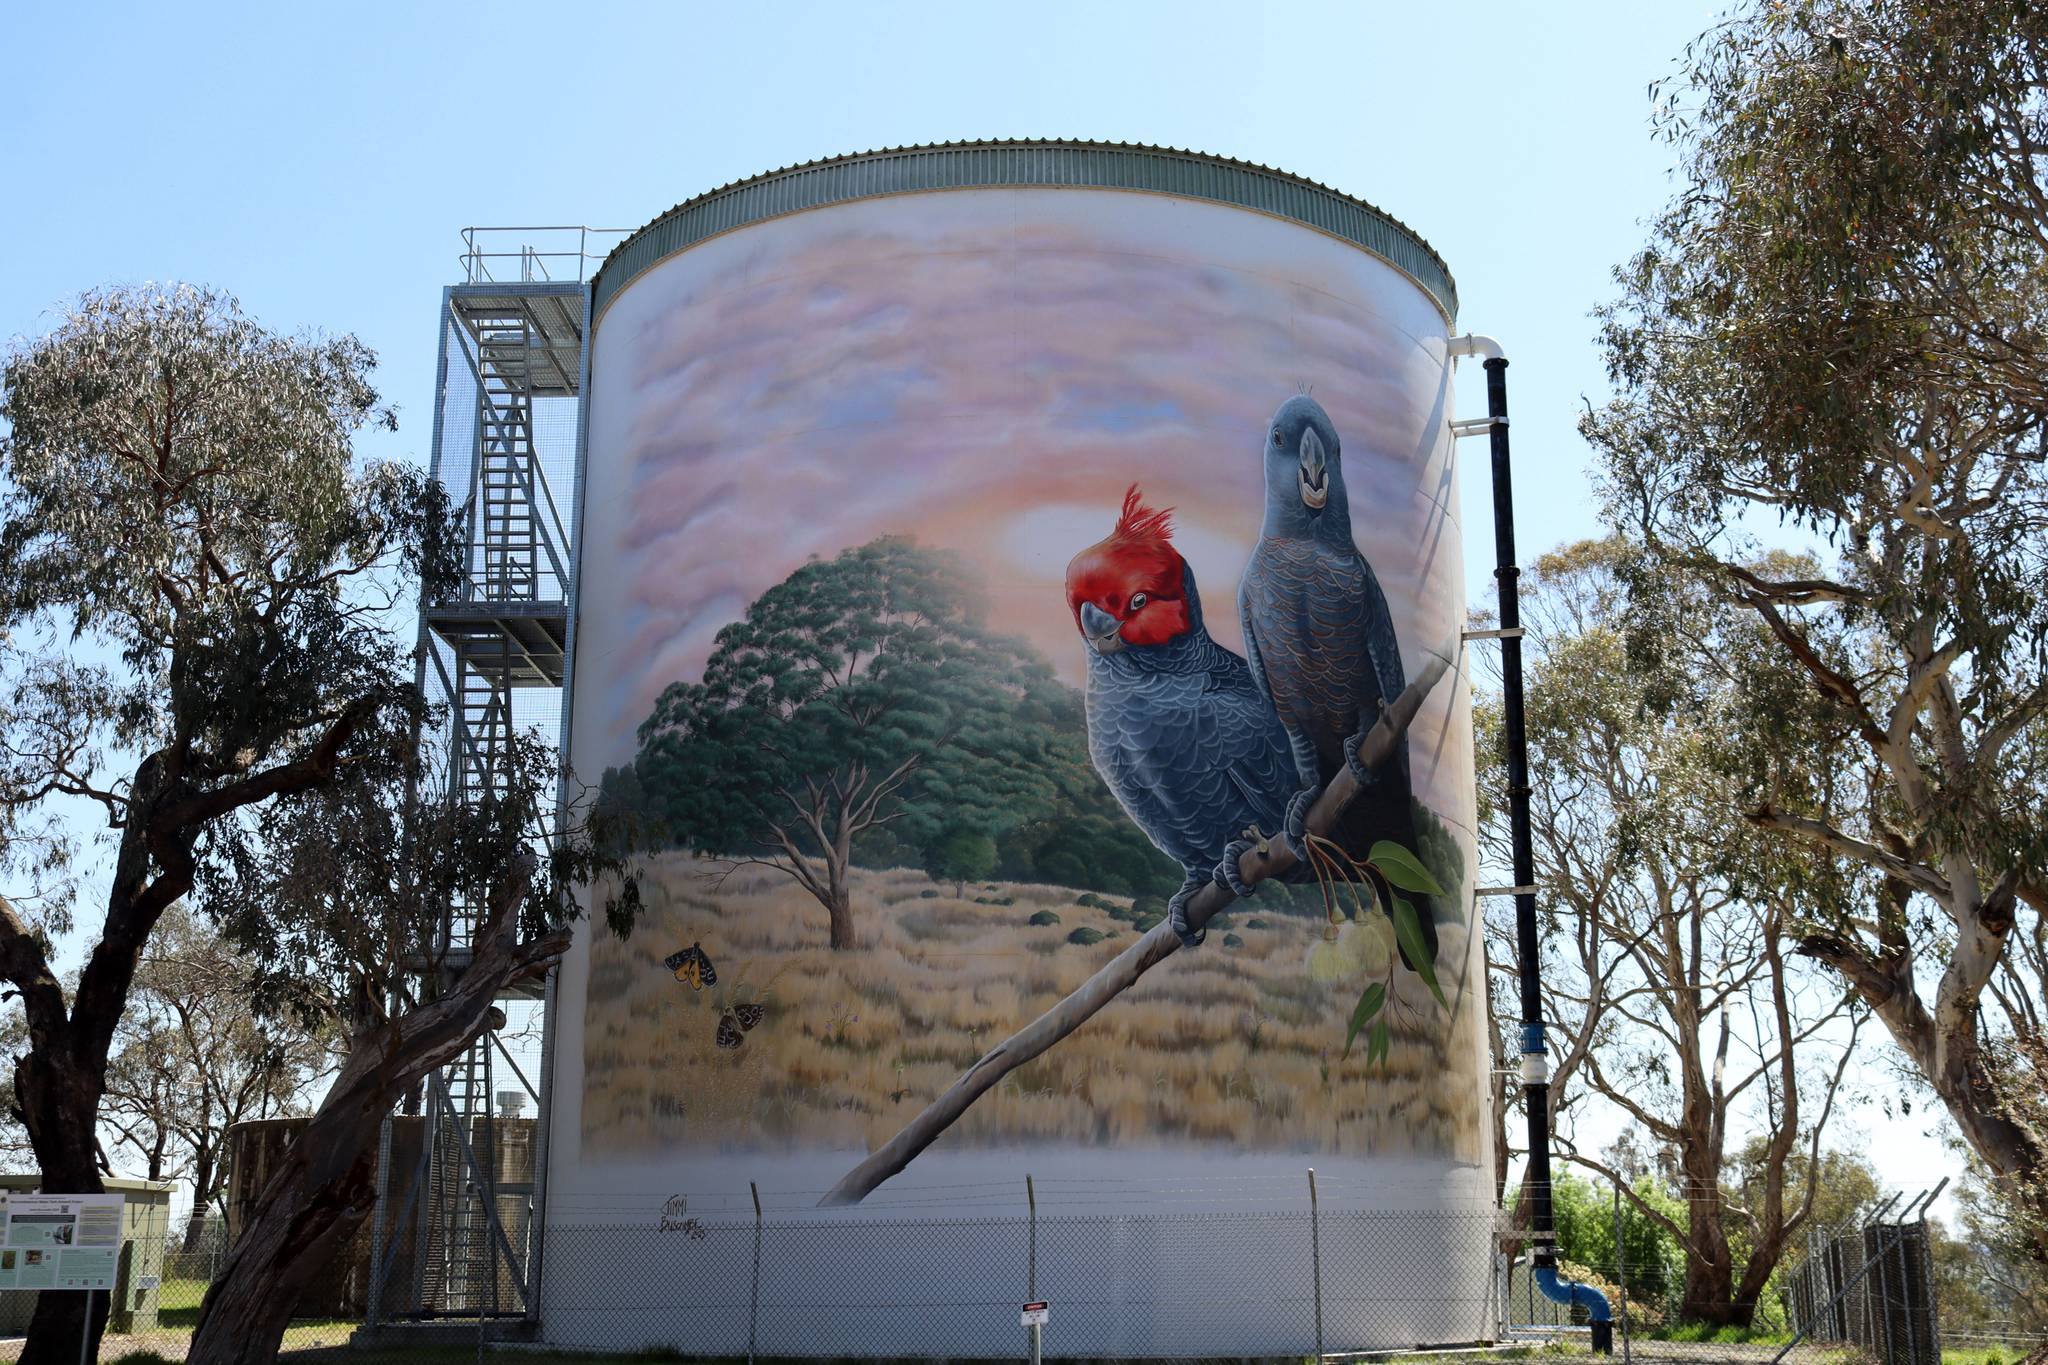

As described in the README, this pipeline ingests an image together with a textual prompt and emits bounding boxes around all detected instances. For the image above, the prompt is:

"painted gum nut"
[1305,923,1350,983]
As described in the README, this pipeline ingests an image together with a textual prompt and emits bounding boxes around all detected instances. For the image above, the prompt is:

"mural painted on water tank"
[572,193,1484,1177]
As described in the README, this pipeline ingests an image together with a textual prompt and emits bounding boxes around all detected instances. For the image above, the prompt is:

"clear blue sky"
[0,1,1954,1208]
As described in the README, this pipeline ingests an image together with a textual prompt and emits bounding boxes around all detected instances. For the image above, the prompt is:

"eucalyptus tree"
[1584,0,2048,1254]
[1480,541,1866,1326]
[0,285,617,1364]
[185,728,631,1365]
[632,537,1071,948]
[102,906,325,1255]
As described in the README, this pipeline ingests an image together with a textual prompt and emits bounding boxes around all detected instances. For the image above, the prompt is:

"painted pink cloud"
[574,188,1471,829]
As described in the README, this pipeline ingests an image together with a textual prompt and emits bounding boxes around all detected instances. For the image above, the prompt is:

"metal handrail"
[459,225,633,284]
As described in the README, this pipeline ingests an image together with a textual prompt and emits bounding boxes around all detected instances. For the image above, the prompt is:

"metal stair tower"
[363,244,600,1337]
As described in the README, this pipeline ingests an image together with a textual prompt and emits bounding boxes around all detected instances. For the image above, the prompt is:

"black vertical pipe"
[1484,356,1557,1265]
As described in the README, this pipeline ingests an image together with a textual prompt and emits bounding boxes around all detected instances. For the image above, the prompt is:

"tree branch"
[819,635,1459,1206]
[1747,804,1949,900]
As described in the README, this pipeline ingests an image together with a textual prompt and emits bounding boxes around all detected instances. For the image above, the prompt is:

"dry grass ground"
[582,856,1486,1162]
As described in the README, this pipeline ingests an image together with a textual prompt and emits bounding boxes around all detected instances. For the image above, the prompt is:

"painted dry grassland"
[582,857,1486,1161]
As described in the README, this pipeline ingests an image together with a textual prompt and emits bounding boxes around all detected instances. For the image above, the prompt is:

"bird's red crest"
[1113,484,1175,547]
[1063,483,1192,650]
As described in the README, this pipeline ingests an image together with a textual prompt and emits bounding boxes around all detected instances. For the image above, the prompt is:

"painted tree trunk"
[826,860,856,950]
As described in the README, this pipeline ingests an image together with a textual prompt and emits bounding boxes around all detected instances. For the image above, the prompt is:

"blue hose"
[1534,1264,1612,1323]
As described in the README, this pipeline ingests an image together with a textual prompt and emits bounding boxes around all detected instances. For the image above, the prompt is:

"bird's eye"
[1128,593,1148,612]
[1271,427,1283,445]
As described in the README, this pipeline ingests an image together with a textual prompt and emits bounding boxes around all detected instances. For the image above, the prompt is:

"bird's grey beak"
[1298,427,1329,510]
[1079,601,1125,654]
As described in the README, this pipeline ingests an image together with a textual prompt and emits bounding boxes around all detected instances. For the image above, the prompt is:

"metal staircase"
[425,1037,496,1315]
[474,310,542,603]
[364,274,588,1336]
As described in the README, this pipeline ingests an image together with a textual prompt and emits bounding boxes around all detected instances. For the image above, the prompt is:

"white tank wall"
[546,185,1493,1355]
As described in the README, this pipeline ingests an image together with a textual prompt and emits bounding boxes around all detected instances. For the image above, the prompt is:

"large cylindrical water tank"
[548,141,1493,1356]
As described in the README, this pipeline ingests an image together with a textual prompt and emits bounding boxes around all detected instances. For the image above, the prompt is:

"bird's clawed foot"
[1168,870,1208,948]
[1215,830,1265,901]
[1282,786,1318,862]
[1343,728,1383,788]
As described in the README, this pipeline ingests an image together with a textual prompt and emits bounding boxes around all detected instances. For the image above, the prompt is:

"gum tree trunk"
[185,855,562,1365]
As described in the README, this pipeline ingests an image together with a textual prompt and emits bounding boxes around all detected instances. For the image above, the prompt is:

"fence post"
[1308,1168,1324,1362]
[1613,1175,1630,1365]
[1027,1175,1040,1365]
[749,1181,763,1365]
[366,1110,393,1331]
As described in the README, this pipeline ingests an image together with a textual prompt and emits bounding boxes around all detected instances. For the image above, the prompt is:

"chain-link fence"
[1498,1183,2046,1365]
[11,1194,2044,1363]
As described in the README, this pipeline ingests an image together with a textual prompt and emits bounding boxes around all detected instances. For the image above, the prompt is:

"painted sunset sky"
[576,189,1469,797]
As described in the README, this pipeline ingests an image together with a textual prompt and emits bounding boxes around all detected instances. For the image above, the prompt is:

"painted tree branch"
[820,635,1459,1207]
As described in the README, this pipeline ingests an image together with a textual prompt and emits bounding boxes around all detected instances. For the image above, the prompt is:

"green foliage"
[0,286,460,943]
[607,538,1191,916]
[1370,841,1443,897]
[1066,927,1106,947]
[1481,542,1871,1324]
[635,539,1056,858]
[1222,932,1243,948]
[1544,1171,1687,1305]
[925,826,997,893]
[1345,982,1385,1058]
[1389,895,1444,1008]
[1411,801,1466,926]
[998,799,1180,900]
[1027,910,1060,927]
[1582,0,2048,1246]
[0,284,627,1360]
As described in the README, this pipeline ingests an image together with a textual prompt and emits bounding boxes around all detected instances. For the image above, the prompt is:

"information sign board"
[0,1194,122,1291]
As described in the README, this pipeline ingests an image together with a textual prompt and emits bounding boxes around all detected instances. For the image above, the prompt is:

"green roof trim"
[589,140,1457,324]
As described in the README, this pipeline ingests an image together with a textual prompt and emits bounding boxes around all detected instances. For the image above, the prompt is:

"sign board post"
[1022,1301,1049,1365]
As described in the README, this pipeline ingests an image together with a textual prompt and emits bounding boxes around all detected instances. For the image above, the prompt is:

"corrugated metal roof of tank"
[587,139,1458,326]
